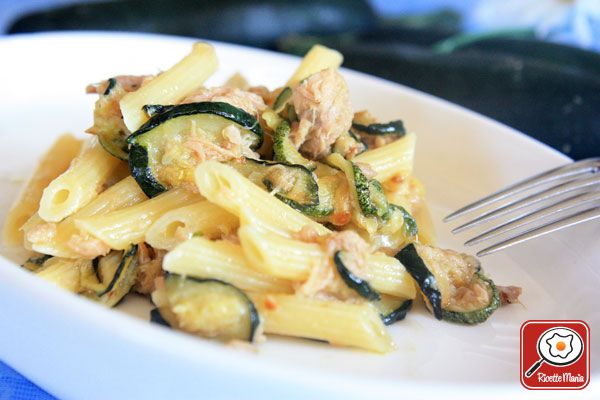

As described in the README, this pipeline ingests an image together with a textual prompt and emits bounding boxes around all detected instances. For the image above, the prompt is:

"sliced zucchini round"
[352,120,406,136]
[395,243,443,320]
[389,204,418,238]
[128,102,264,197]
[396,243,501,324]
[272,120,316,171]
[160,274,259,342]
[229,158,319,207]
[142,104,175,118]
[272,87,292,113]
[21,254,52,272]
[91,245,138,307]
[334,251,380,301]
[150,307,171,327]
[374,295,413,325]
[332,130,367,158]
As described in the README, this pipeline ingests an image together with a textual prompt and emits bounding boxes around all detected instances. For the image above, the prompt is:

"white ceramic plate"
[0,32,598,399]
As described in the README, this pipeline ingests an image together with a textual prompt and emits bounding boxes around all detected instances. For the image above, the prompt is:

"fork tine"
[452,174,600,233]
[465,190,600,246]
[476,206,600,256]
[444,157,600,222]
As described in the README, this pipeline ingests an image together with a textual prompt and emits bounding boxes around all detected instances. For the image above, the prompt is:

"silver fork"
[444,157,600,256]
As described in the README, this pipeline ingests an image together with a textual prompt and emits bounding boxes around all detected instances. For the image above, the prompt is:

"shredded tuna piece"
[248,85,279,106]
[290,68,353,159]
[292,225,321,243]
[134,247,165,295]
[221,124,260,159]
[66,234,111,258]
[498,285,523,305]
[182,86,267,118]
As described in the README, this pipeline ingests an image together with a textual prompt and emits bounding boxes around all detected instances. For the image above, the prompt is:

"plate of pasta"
[0,32,598,400]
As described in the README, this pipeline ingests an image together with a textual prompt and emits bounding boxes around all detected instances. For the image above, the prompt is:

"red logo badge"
[521,320,590,390]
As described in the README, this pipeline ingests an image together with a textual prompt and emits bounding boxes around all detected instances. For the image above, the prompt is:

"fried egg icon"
[546,332,574,359]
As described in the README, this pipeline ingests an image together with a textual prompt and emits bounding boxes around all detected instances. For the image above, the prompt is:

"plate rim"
[0,31,592,399]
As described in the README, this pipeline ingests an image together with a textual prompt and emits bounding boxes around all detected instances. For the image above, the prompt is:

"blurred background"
[1,0,599,160]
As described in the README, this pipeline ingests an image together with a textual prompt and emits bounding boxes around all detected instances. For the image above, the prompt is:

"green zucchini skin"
[21,254,52,272]
[128,102,263,197]
[334,251,380,301]
[368,179,389,221]
[103,78,117,96]
[231,158,319,207]
[150,308,171,327]
[441,272,500,325]
[142,104,175,117]
[395,243,442,320]
[389,204,418,238]
[161,274,260,342]
[94,245,139,307]
[128,102,263,148]
[352,120,405,136]
[272,87,292,113]
[272,121,316,171]
[381,299,413,326]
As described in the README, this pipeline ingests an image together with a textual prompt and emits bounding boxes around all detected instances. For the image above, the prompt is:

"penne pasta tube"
[38,137,124,223]
[251,293,395,353]
[75,187,200,250]
[3,134,82,246]
[285,44,343,87]
[195,161,330,236]
[145,200,239,250]
[163,237,293,294]
[120,42,218,132]
[238,225,325,281]
[239,225,416,299]
[354,132,416,182]
[25,176,147,258]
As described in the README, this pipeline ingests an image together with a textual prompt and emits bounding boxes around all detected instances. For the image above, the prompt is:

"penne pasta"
[239,225,416,299]
[75,187,200,250]
[120,42,218,132]
[251,293,395,353]
[24,176,147,258]
[3,134,82,246]
[145,200,239,250]
[285,44,343,87]
[195,161,330,236]
[238,225,325,281]
[38,137,124,223]
[163,237,293,293]
[354,132,416,182]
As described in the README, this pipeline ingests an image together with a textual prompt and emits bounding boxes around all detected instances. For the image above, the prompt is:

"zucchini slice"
[326,153,388,220]
[395,243,442,320]
[128,102,264,197]
[272,87,292,113]
[375,295,413,326]
[159,274,259,342]
[272,120,316,171]
[332,130,367,158]
[396,243,500,324]
[143,104,175,118]
[334,251,380,301]
[21,254,52,272]
[352,120,406,136]
[229,158,319,207]
[150,308,171,327]
[91,245,138,307]
[389,204,418,238]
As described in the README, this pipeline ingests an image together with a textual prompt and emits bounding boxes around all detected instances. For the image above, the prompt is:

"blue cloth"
[0,361,54,399]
